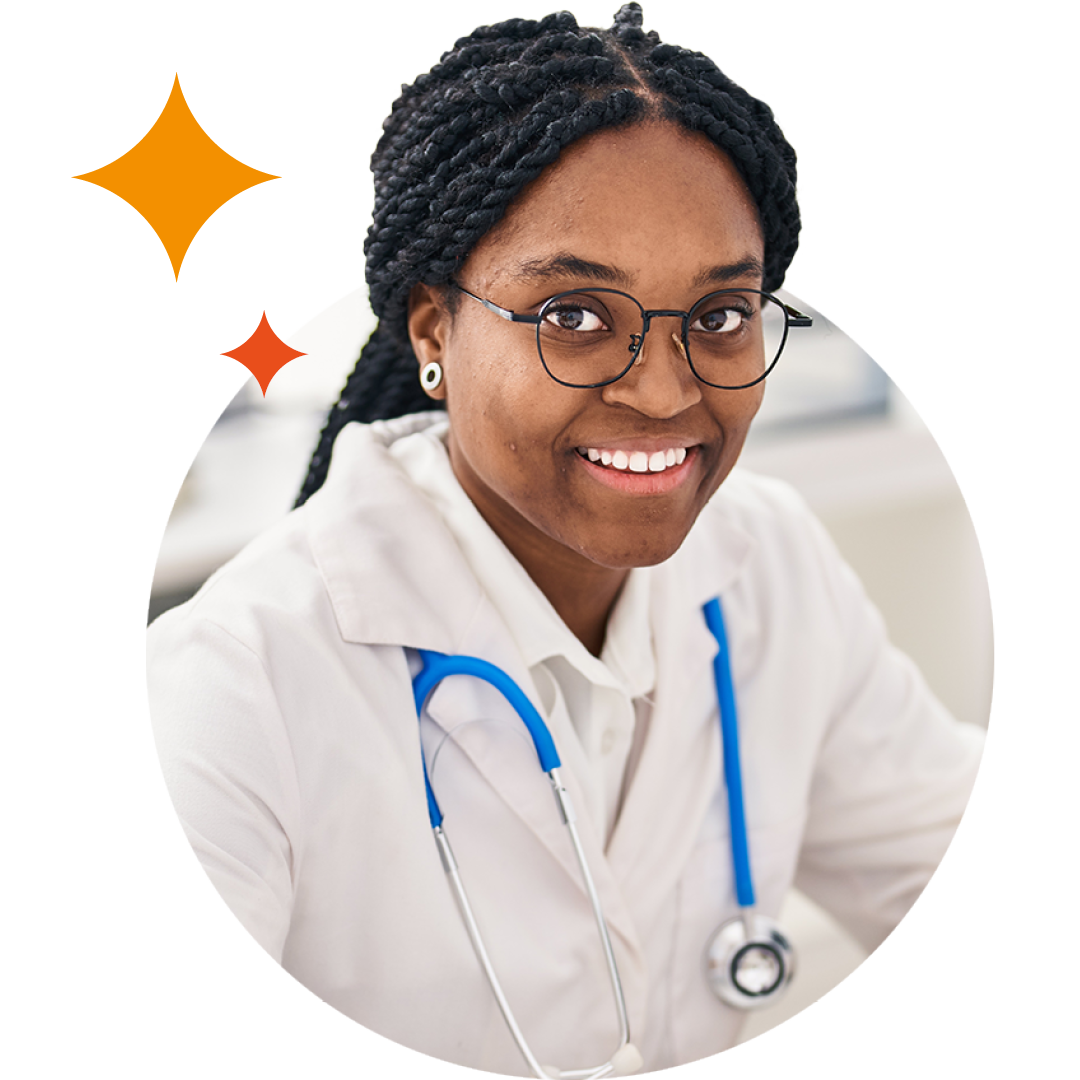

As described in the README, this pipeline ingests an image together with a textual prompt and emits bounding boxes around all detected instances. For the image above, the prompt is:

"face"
[408,122,767,574]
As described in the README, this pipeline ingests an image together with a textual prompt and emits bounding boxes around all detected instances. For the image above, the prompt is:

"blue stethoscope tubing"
[413,650,634,1080]
[702,597,755,909]
[412,651,561,826]
[411,597,785,1077]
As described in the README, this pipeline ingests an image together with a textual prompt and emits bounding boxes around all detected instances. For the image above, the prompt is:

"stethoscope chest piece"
[704,912,795,1010]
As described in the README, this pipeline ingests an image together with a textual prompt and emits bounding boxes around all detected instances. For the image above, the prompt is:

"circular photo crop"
[145,6,990,1076]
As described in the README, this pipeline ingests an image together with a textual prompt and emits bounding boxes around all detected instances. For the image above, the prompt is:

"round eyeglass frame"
[450,281,813,391]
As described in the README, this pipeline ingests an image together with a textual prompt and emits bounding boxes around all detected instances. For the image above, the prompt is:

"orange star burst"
[218,308,319,397]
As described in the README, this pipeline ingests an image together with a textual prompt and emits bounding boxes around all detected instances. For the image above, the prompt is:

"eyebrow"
[513,253,633,288]
[511,252,766,291]
[690,257,766,288]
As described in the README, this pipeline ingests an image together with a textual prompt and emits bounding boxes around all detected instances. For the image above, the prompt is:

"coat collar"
[304,416,484,654]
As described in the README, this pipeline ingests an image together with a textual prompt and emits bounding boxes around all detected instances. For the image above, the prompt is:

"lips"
[572,442,700,496]
[576,446,690,473]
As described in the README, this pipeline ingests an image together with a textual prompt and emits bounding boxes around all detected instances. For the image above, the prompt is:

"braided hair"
[295,3,800,507]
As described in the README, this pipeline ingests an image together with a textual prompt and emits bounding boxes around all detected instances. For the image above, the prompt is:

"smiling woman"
[146,5,984,1077]
[409,125,777,649]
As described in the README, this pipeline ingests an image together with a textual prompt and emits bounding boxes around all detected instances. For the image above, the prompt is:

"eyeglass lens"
[536,290,787,389]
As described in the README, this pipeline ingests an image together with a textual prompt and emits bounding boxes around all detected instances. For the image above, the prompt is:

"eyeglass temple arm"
[450,280,540,324]
[781,302,813,328]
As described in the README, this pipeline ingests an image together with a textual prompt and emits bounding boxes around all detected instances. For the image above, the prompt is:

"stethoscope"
[411,596,795,1080]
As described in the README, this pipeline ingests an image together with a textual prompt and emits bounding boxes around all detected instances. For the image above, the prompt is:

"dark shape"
[0,427,235,1071]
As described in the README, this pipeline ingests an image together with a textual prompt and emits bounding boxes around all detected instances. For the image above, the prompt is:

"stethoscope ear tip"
[541,1043,643,1079]
[611,1043,645,1076]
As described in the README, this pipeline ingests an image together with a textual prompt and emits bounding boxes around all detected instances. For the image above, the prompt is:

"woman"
[148,6,983,1075]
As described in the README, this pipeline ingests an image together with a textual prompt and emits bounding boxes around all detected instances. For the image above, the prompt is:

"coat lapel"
[306,418,483,655]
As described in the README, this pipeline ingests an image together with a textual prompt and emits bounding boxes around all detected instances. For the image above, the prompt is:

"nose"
[600,318,702,418]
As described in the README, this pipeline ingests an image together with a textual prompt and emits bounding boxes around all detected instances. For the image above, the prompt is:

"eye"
[542,302,610,333]
[690,305,748,334]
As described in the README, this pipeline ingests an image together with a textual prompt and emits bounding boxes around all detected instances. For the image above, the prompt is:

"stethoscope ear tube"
[702,598,754,908]
[430,822,555,1078]
[413,647,562,828]
[414,648,561,763]
[413,650,641,1079]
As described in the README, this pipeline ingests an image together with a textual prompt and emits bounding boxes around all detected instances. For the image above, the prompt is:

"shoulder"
[145,481,416,762]
[148,502,328,656]
[148,412,480,669]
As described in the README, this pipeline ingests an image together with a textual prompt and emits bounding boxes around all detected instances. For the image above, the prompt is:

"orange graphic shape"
[4,76,393,291]
[65,78,395,289]
[223,312,306,395]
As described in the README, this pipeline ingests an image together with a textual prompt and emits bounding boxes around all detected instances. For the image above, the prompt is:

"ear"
[407,283,451,402]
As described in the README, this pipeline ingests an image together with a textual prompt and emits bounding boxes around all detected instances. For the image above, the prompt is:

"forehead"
[464,122,765,295]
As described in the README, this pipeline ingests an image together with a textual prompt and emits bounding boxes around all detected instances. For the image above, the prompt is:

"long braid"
[296,3,801,507]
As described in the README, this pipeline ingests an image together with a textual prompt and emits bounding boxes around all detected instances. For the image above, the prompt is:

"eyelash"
[544,302,611,330]
[542,298,758,312]
[536,294,760,334]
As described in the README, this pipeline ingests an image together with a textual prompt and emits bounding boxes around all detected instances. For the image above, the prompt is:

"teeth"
[578,446,692,473]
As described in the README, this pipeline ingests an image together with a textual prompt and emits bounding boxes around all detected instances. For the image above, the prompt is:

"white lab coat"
[147,413,984,1074]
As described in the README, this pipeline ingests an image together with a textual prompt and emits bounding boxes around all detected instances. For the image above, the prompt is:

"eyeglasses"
[450,280,813,390]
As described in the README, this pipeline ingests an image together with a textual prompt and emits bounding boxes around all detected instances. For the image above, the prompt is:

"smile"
[573,444,699,496]
[575,447,689,473]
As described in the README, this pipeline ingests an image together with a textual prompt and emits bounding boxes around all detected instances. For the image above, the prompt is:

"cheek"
[447,331,522,425]
[730,386,764,436]
[444,329,568,468]
[700,385,764,490]
[719,384,764,443]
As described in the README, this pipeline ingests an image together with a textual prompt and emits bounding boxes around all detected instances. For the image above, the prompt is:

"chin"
[578,529,693,571]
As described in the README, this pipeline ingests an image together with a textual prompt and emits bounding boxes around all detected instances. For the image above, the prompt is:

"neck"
[502,528,630,658]
[449,468,629,659]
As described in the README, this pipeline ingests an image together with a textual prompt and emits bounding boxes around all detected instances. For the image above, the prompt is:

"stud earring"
[420,361,443,392]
